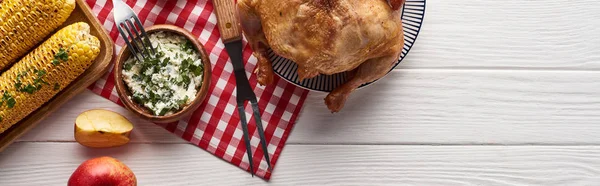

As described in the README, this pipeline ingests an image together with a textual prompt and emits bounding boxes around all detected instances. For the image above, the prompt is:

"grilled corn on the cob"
[0,0,76,72]
[0,22,100,133]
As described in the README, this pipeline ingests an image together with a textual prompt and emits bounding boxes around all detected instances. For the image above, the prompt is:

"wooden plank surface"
[2,143,600,185]
[399,0,600,70]
[19,70,600,145]
[4,0,600,185]
[293,70,600,145]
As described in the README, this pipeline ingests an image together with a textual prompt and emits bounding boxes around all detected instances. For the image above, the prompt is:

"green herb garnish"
[132,74,141,81]
[2,92,16,109]
[132,93,145,104]
[161,57,170,67]
[177,96,189,105]
[123,62,133,71]
[180,40,195,52]
[17,69,48,94]
[191,64,203,76]
[180,58,192,73]
[158,108,169,116]
[14,71,28,89]
[21,84,36,94]
[6,98,15,108]
[183,75,191,87]
[52,48,69,66]
[56,48,69,61]
[1,91,16,108]
[54,83,60,91]
[15,82,22,90]
[35,69,46,77]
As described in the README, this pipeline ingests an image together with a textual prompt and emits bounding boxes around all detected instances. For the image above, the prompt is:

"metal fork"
[212,0,273,176]
[112,0,156,62]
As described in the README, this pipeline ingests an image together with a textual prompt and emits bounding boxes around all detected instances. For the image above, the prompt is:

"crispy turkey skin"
[239,0,405,112]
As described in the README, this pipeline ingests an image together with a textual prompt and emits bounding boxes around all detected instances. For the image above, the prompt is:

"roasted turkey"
[238,0,405,112]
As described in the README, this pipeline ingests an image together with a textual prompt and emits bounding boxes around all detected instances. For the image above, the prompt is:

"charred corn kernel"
[0,22,100,133]
[0,0,76,72]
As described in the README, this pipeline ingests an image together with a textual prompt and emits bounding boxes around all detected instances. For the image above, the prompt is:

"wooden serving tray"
[0,0,114,152]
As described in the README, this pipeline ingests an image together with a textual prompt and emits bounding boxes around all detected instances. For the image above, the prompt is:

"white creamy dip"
[122,31,204,116]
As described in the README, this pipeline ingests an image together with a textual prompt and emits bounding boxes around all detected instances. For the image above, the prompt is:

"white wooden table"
[3,1,600,185]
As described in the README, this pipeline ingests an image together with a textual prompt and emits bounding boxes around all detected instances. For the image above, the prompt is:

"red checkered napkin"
[85,0,309,179]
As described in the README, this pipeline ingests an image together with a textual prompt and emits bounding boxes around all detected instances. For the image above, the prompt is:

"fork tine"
[122,21,146,60]
[133,16,156,55]
[238,104,255,177]
[117,24,142,62]
[125,19,152,58]
[250,100,273,171]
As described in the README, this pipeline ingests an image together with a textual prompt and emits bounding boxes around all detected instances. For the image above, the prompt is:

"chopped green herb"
[33,77,49,86]
[1,92,16,109]
[180,58,192,73]
[6,97,16,108]
[54,83,60,91]
[15,82,22,89]
[177,96,189,105]
[143,75,152,83]
[147,58,160,66]
[191,64,203,76]
[56,48,69,61]
[52,48,69,66]
[180,40,195,52]
[16,73,22,81]
[0,116,3,122]
[17,68,48,94]
[158,108,169,116]
[161,57,170,67]
[123,63,133,71]
[21,84,36,94]
[35,69,46,77]
[181,75,191,87]
[2,92,10,100]
[139,64,149,75]
[14,71,27,89]
[132,94,145,104]
[148,91,158,104]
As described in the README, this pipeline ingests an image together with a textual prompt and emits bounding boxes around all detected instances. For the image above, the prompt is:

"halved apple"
[75,109,134,148]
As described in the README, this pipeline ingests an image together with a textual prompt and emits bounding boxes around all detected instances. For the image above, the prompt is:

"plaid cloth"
[85,0,309,179]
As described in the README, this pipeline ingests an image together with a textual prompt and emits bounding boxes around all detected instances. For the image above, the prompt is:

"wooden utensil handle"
[212,0,242,43]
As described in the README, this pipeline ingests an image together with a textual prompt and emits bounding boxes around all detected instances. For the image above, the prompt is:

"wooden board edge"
[0,0,115,152]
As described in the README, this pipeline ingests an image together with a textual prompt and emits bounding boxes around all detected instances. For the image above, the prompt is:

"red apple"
[68,156,137,186]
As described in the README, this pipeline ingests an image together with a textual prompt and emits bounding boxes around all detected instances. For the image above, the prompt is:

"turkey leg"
[238,0,274,85]
[325,51,401,112]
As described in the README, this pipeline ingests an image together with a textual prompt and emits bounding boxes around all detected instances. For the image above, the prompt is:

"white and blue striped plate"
[269,0,426,92]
